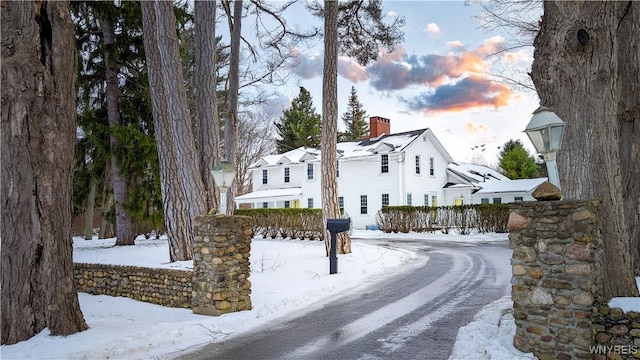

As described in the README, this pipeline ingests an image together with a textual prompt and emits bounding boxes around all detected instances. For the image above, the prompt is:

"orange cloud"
[405,76,512,114]
[465,122,490,133]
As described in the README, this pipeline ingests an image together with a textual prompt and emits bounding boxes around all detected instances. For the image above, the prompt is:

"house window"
[338,196,344,211]
[514,196,524,202]
[415,155,421,174]
[284,200,291,209]
[307,163,314,180]
[424,194,429,206]
[493,198,502,204]
[431,194,438,207]
[360,195,368,214]
[262,169,268,184]
[381,154,389,173]
[262,202,269,208]
[307,198,314,208]
[284,167,290,183]
[407,193,412,206]
[336,160,340,178]
[381,193,389,207]
[481,198,490,204]
[429,157,435,176]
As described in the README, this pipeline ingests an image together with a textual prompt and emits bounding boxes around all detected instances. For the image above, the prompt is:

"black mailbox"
[326,218,351,274]
[327,219,350,233]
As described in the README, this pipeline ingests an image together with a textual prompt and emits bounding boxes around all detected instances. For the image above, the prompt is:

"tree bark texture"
[1,1,88,344]
[224,0,242,215]
[102,13,135,246]
[322,1,351,255]
[531,1,639,297]
[195,0,220,213]
[99,184,115,239]
[141,1,207,261]
[83,176,97,240]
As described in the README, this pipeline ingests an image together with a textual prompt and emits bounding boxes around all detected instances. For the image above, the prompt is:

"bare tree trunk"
[83,176,97,240]
[321,1,351,256]
[102,13,135,246]
[1,1,88,344]
[99,187,115,239]
[531,1,639,297]
[224,0,242,215]
[141,1,208,261]
[195,0,220,213]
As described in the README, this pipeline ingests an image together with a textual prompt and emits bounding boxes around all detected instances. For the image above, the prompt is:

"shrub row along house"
[235,116,546,229]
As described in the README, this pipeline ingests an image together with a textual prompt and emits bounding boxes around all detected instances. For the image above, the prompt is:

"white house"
[444,162,547,206]
[235,116,546,229]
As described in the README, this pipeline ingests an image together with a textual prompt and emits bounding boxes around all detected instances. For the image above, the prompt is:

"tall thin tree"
[102,9,135,246]
[223,0,243,215]
[195,0,221,213]
[321,0,342,255]
[313,0,404,255]
[2,1,88,344]
[141,1,207,261]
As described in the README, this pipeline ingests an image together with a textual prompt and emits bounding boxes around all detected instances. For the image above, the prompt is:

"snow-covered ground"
[2,230,637,360]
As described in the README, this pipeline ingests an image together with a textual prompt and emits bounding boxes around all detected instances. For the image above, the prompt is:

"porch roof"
[235,187,302,203]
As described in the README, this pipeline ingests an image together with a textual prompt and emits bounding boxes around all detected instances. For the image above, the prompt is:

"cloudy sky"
[257,1,543,164]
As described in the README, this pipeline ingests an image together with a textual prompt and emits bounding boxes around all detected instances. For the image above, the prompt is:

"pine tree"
[497,139,539,179]
[340,86,369,141]
[72,1,165,239]
[275,87,322,153]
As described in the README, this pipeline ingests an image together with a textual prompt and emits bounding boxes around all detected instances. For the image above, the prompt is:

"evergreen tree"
[340,86,368,141]
[72,1,166,239]
[497,139,539,179]
[275,87,322,153]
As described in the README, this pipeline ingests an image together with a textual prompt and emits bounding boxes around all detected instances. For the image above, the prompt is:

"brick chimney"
[369,116,390,138]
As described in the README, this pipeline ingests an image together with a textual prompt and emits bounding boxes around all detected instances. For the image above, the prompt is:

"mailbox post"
[326,218,351,274]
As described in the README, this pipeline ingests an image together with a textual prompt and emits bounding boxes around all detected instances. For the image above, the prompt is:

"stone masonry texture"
[74,263,192,308]
[509,200,640,359]
[192,214,253,316]
[509,200,605,360]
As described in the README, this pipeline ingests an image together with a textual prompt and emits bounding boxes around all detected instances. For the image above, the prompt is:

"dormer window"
[381,154,389,173]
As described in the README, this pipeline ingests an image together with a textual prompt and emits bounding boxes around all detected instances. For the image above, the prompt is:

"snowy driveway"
[175,239,512,360]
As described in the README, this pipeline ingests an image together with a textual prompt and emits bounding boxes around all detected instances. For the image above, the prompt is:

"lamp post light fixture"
[211,160,237,215]
[524,106,566,189]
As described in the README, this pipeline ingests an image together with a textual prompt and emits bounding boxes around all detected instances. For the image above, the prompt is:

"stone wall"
[192,215,252,316]
[74,263,192,308]
[592,305,640,360]
[508,200,604,360]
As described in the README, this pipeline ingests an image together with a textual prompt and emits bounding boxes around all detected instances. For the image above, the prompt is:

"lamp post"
[211,160,237,215]
[524,106,566,189]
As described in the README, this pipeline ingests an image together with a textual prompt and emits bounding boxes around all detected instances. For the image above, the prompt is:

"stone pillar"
[192,214,252,316]
[508,200,604,360]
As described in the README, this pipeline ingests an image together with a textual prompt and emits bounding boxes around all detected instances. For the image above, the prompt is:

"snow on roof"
[447,162,547,194]
[475,178,547,194]
[235,187,302,202]
[251,129,429,168]
[336,129,425,159]
[448,162,509,183]
[250,147,319,167]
